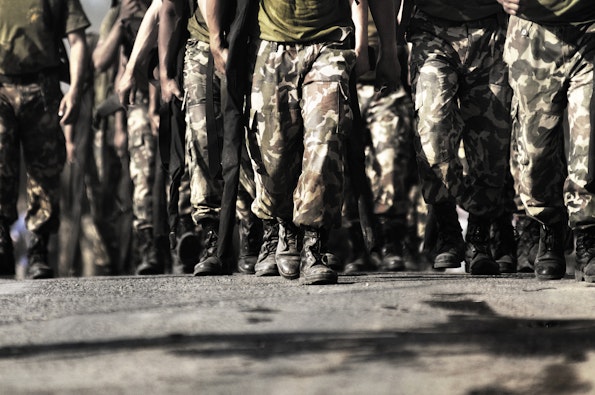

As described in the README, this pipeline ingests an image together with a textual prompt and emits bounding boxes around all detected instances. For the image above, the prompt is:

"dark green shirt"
[258,0,352,43]
[0,0,90,75]
[415,0,501,21]
[516,0,595,24]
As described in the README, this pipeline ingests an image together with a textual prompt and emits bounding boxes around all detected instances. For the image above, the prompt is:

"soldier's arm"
[93,0,142,72]
[60,28,87,125]
[159,0,185,103]
[351,0,370,79]
[117,0,162,107]
[368,0,401,90]
[201,0,228,75]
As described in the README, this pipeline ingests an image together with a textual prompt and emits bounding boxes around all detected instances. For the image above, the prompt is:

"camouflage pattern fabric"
[127,91,156,230]
[408,10,512,219]
[504,16,595,229]
[248,37,356,228]
[183,39,223,224]
[0,73,65,233]
[358,84,415,217]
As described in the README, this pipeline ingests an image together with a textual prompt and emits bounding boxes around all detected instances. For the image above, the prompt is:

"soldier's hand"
[161,77,183,104]
[58,91,80,126]
[354,46,371,80]
[120,0,141,21]
[375,49,401,92]
[211,45,228,77]
[497,0,521,15]
[117,69,137,108]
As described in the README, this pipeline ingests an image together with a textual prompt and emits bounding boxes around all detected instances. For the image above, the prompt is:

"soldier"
[244,0,358,285]
[0,0,89,278]
[94,0,168,275]
[498,0,595,281]
[402,0,513,275]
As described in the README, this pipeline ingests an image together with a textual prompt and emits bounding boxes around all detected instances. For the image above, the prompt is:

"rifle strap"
[206,52,221,179]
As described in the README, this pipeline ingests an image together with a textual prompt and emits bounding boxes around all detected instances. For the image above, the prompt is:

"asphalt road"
[2,268,595,395]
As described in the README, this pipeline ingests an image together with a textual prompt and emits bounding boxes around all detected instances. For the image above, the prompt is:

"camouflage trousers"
[127,91,157,230]
[183,39,223,224]
[0,72,66,233]
[249,37,356,228]
[504,17,595,229]
[358,84,416,217]
[408,10,512,218]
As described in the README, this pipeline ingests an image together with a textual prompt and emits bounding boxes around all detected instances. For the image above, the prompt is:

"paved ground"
[2,265,595,395]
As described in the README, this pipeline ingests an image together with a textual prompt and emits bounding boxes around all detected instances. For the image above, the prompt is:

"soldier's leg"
[127,101,161,275]
[294,40,355,285]
[0,86,20,276]
[20,76,66,279]
[182,40,224,275]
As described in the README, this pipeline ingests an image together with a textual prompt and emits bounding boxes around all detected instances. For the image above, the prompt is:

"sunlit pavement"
[1,266,594,395]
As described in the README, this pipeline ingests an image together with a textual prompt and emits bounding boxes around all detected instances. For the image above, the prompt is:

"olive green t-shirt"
[415,0,501,21]
[516,0,595,24]
[188,5,210,43]
[258,0,352,43]
[0,0,90,75]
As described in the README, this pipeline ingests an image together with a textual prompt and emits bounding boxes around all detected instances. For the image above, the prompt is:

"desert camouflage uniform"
[127,90,157,231]
[409,9,512,218]
[504,16,595,229]
[249,31,356,228]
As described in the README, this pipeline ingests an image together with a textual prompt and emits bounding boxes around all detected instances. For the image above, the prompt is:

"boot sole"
[299,273,338,285]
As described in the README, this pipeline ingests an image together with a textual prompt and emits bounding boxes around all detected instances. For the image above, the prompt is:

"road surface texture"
[1,266,595,394]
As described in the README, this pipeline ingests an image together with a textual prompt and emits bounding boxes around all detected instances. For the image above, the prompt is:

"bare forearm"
[127,0,161,77]
[158,0,183,82]
[67,30,87,99]
[368,0,399,52]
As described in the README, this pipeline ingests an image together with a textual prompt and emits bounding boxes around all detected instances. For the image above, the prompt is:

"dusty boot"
[237,215,263,275]
[432,201,465,270]
[534,221,566,280]
[276,220,301,280]
[465,215,500,275]
[377,216,405,272]
[515,215,540,273]
[300,227,337,285]
[0,219,15,276]
[176,215,201,274]
[136,227,164,275]
[343,222,374,273]
[254,220,279,277]
[27,232,53,279]
[193,219,226,275]
[575,226,595,282]
[491,213,517,273]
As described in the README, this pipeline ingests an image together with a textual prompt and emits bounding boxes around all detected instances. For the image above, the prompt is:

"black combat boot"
[254,220,279,276]
[276,220,301,280]
[575,226,595,282]
[176,214,201,274]
[300,227,337,285]
[193,219,227,275]
[136,227,164,275]
[432,201,465,270]
[343,222,375,273]
[515,215,540,273]
[0,219,15,276]
[465,215,500,275]
[378,216,405,272]
[237,215,263,275]
[27,232,53,279]
[491,213,517,273]
[534,221,566,280]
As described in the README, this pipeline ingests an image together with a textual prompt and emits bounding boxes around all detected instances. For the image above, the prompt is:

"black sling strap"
[206,52,222,179]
